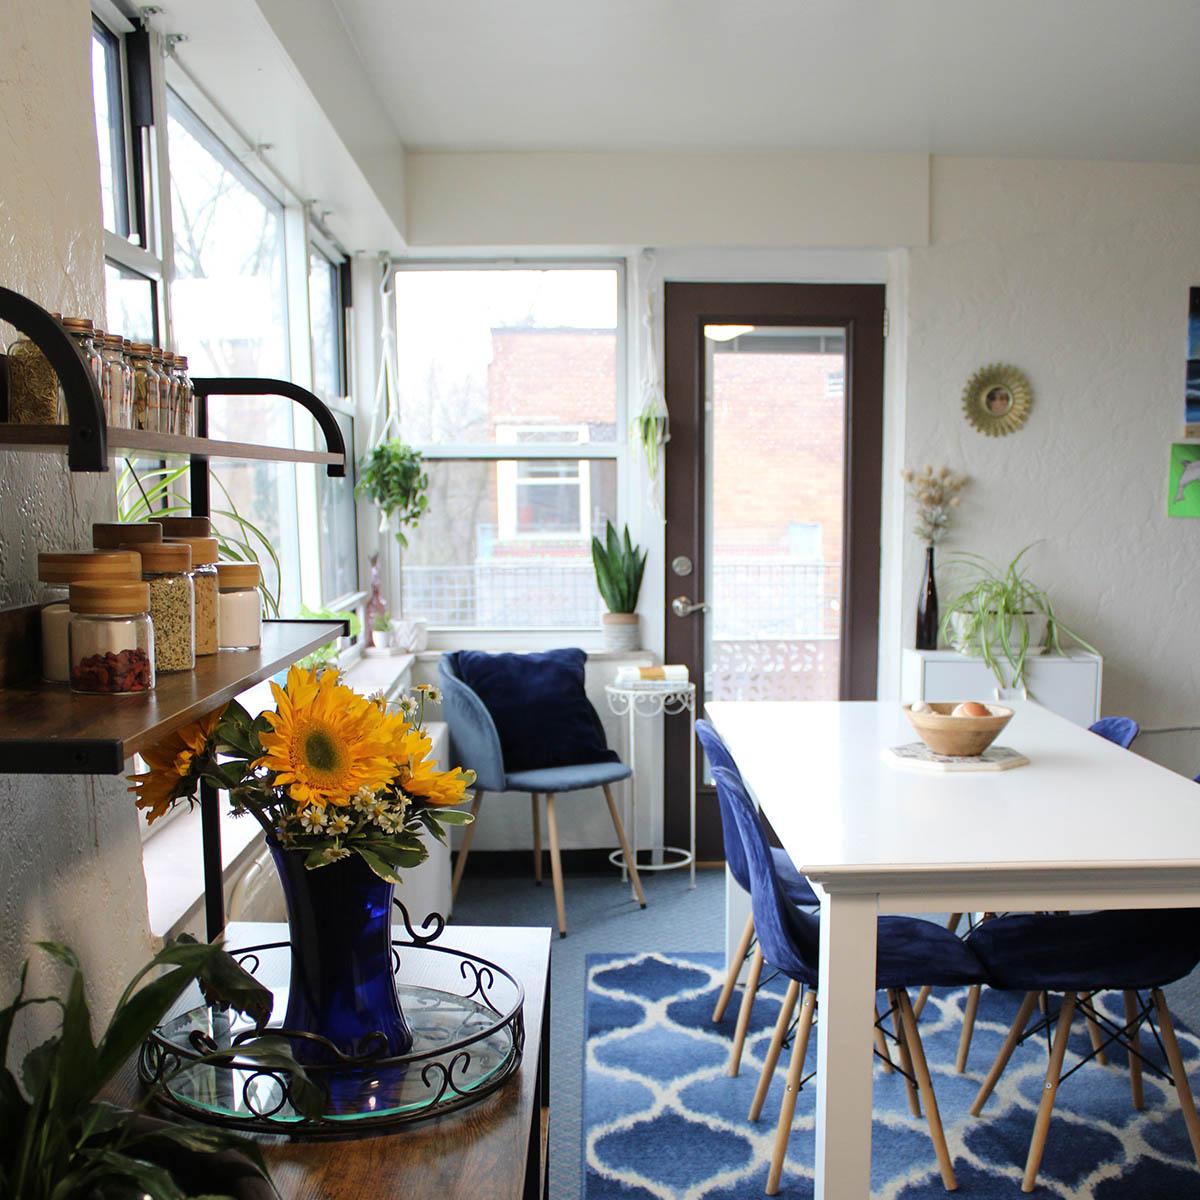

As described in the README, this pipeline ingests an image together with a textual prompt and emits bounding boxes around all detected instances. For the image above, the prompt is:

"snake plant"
[591,521,647,614]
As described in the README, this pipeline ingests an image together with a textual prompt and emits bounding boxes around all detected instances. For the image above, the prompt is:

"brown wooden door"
[663,282,885,861]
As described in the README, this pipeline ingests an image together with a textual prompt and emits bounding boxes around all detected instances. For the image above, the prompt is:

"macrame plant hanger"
[634,248,670,518]
[369,255,402,537]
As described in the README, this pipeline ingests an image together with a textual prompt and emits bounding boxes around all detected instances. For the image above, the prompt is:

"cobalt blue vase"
[268,840,413,1066]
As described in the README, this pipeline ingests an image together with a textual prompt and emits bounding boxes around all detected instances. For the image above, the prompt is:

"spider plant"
[938,544,1097,689]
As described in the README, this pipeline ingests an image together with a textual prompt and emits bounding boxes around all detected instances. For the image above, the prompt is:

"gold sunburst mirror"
[962,364,1033,437]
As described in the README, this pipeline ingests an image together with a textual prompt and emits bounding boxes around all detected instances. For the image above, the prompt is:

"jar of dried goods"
[150,347,173,432]
[5,315,62,424]
[61,318,104,418]
[93,521,163,550]
[129,540,195,672]
[128,343,158,431]
[174,354,194,435]
[216,562,262,649]
[155,515,211,538]
[99,333,132,428]
[68,579,155,694]
[37,550,141,682]
[167,535,220,654]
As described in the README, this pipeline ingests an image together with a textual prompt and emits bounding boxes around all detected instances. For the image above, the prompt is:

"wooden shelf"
[0,424,344,467]
[0,620,343,775]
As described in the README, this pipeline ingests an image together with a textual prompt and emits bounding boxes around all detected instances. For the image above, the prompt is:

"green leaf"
[353,845,408,884]
[21,1033,59,1101]
[428,808,474,825]
[222,1034,326,1119]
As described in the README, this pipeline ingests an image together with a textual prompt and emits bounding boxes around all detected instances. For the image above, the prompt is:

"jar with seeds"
[93,520,163,550]
[167,535,220,654]
[100,333,132,427]
[128,541,195,672]
[128,343,158,431]
[150,347,172,432]
[174,354,194,434]
[5,315,62,424]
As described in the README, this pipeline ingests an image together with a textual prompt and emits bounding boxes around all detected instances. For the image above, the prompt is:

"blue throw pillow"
[451,648,619,774]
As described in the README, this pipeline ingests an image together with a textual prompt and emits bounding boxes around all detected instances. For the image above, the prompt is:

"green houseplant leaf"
[356,440,429,548]
[591,521,646,614]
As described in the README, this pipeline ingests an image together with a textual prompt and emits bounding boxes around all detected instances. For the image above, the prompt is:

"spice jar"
[128,343,159,431]
[152,348,174,433]
[128,541,195,672]
[156,515,211,537]
[174,354,194,435]
[167,535,220,654]
[100,334,133,428]
[37,550,141,682]
[217,562,262,649]
[61,318,104,415]
[68,579,155,694]
[93,521,163,550]
[6,315,62,424]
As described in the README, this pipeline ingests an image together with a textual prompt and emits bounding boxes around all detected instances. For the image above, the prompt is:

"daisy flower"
[299,807,329,833]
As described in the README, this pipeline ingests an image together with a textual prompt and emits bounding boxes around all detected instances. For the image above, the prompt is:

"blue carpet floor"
[583,952,1200,1199]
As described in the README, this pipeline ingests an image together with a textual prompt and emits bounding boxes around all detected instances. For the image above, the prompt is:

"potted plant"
[939,545,1096,690]
[1,935,318,1199]
[592,521,647,652]
[373,610,393,649]
[356,440,429,547]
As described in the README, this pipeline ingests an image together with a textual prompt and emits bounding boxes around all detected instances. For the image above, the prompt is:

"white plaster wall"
[896,156,1200,771]
[0,0,153,1057]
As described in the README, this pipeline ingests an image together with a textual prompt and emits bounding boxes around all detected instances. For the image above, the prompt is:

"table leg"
[814,890,878,1200]
[628,706,639,898]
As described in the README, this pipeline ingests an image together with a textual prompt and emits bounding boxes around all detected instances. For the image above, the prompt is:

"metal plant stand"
[139,903,525,1136]
[604,681,697,888]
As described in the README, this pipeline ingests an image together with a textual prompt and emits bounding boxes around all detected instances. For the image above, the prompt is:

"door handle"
[672,595,708,618]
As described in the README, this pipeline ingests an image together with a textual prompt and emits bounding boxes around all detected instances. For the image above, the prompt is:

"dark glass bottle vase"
[268,841,413,1069]
[915,544,939,650]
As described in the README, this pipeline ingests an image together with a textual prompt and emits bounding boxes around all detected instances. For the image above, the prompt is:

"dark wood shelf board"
[0,424,343,466]
[0,620,343,775]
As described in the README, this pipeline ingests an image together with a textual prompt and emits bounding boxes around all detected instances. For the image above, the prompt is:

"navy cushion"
[505,761,632,794]
[451,649,619,774]
[876,915,988,990]
[969,909,1200,992]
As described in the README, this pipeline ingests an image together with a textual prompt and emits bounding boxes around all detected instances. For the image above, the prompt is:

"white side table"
[604,681,697,889]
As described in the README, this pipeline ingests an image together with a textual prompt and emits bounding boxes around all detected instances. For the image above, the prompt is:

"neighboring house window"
[393,264,623,630]
[825,367,844,398]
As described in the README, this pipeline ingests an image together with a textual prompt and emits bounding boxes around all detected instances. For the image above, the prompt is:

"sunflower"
[127,710,222,823]
[394,725,477,807]
[255,664,403,810]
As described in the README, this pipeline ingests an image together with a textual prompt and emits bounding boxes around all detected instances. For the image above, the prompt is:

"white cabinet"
[901,649,1103,726]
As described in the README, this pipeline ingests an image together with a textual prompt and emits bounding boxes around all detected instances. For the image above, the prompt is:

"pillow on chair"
[452,648,619,774]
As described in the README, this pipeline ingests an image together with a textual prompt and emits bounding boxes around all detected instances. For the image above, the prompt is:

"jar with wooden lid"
[161,351,180,434]
[61,317,104,408]
[38,550,141,682]
[173,354,194,435]
[217,562,262,649]
[93,521,163,550]
[68,580,155,694]
[128,541,195,672]
[150,347,172,433]
[156,515,211,537]
[167,535,220,654]
[99,333,132,428]
[128,343,158,431]
[5,313,62,425]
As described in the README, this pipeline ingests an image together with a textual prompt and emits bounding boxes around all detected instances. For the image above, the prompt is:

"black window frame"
[92,15,133,240]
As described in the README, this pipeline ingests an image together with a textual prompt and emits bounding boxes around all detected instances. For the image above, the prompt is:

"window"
[394,264,623,630]
[309,246,346,401]
[103,261,157,344]
[316,407,360,604]
[91,17,130,238]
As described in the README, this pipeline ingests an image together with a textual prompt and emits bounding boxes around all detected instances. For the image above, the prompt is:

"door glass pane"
[703,326,845,704]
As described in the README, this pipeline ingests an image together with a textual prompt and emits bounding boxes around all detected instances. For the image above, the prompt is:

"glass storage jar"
[216,562,262,649]
[174,354,194,435]
[100,333,133,428]
[38,550,141,682]
[128,343,158,431]
[156,515,211,538]
[5,314,62,425]
[167,535,220,654]
[93,521,163,550]
[129,541,195,672]
[150,347,172,432]
[61,317,104,417]
[68,580,155,694]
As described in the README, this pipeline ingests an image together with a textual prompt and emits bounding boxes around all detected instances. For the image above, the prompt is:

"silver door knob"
[672,595,708,618]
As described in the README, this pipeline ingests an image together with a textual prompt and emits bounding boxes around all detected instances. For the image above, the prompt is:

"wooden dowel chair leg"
[449,789,485,909]
[531,793,542,885]
[875,1001,895,1073]
[544,793,568,938]
[898,989,958,1192]
[766,988,816,1196]
[714,912,755,1024]
[971,991,1039,1116]
[1124,990,1145,1111]
[728,945,764,1077]
[1153,988,1200,1166]
[602,783,646,908]
[1022,991,1077,1194]
[1084,994,1109,1066]
[890,989,922,1118]
[750,980,799,1121]
[956,984,982,1073]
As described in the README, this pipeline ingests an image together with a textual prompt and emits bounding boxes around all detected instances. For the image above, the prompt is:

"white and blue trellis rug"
[582,952,1200,1199]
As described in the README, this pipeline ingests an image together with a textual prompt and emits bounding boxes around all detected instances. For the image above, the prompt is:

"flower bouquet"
[129,668,475,1075]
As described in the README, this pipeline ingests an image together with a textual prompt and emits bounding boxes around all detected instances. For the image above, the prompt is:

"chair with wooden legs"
[966,908,1200,1193]
[440,652,646,937]
[695,720,819,1076]
[712,764,987,1194]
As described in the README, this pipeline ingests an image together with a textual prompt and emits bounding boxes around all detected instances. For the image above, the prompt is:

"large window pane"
[316,410,359,603]
[104,261,157,344]
[402,459,617,628]
[91,20,129,238]
[309,248,344,401]
[395,268,619,445]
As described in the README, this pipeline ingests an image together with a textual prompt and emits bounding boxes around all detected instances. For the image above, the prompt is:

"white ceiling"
[329,0,1200,162]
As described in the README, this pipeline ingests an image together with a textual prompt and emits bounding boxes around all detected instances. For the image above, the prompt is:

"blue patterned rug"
[583,952,1200,1198]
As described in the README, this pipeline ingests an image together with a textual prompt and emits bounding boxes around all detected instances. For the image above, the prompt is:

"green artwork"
[1167,442,1200,517]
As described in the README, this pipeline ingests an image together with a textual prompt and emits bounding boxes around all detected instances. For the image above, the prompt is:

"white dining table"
[705,699,1200,1200]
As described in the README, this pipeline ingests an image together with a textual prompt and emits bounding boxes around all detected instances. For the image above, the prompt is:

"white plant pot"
[602,612,640,653]
[393,619,428,653]
[372,629,392,649]
[948,611,1049,657]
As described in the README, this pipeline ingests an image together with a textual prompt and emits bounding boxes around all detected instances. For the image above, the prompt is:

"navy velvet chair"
[696,719,817,1073]
[439,652,645,937]
[967,908,1200,1192]
[1090,715,1140,748]
[713,762,986,1194]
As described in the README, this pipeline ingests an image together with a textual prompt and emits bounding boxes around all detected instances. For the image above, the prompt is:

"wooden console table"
[112,923,552,1200]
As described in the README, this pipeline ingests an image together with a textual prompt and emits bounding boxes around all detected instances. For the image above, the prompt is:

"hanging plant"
[633,403,670,483]
[356,440,430,548]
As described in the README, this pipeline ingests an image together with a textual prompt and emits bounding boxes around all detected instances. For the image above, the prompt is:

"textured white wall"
[0,0,153,1056]
[894,156,1200,770]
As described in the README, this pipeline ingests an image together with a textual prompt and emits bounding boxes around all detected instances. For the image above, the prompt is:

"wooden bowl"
[903,702,1013,758]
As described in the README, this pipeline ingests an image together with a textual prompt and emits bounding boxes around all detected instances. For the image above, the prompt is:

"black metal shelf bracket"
[0,286,108,471]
